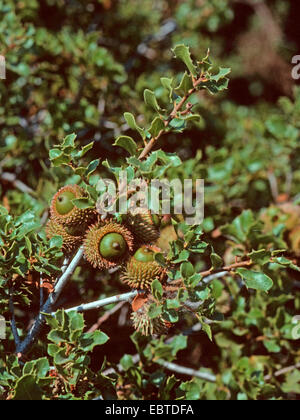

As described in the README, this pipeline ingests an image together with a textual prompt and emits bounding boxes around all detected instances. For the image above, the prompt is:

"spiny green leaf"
[180,261,195,278]
[48,329,67,345]
[79,331,109,352]
[148,303,163,319]
[148,117,165,138]
[61,133,77,150]
[120,354,134,371]
[210,252,223,269]
[236,268,273,292]
[54,347,74,365]
[49,235,63,249]
[175,72,193,96]
[151,279,164,300]
[76,141,94,158]
[49,149,70,167]
[172,44,197,77]
[210,67,231,82]
[12,374,43,400]
[114,135,138,156]
[169,118,186,132]
[161,77,174,102]
[124,112,145,140]
[273,256,300,272]
[68,311,85,332]
[248,249,271,265]
[163,308,179,323]
[144,89,163,112]
[86,159,100,177]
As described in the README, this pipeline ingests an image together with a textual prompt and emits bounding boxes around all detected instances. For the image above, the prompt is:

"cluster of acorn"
[46,184,172,336]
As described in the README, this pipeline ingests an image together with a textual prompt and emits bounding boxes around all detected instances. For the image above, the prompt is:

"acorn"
[131,302,169,336]
[126,210,160,245]
[45,219,83,252]
[120,245,165,290]
[50,184,96,227]
[83,220,134,269]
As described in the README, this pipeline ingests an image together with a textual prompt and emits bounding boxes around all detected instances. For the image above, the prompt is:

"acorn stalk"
[83,220,134,269]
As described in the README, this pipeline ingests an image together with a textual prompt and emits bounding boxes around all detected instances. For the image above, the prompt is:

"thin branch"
[100,344,298,400]
[0,172,36,196]
[155,359,216,383]
[50,249,83,301]
[102,336,216,383]
[16,247,84,357]
[102,322,206,377]
[87,301,126,333]
[138,76,206,160]
[14,235,252,358]
[9,287,21,348]
[40,210,49,227]
[201,271,230,284]
[59,265,250,317]
[285,170,293,197]
[267,170,279,202]
[60,257,70,274]
[61,290,137,315]
[264,362,300,382]
[199,259,252,278]
[39,274,44,310]
[102,353,141,377]
[169,260,253,289]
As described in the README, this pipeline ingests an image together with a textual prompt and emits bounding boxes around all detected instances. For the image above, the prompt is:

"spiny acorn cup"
[45,219,83,252]
[120,245,166,290]
[83,220,134,269]
[125,210,160,246]
[131,302,170,336]
[50,184,96,227]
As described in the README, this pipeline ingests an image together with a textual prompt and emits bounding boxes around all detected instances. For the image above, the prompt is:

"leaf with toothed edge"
[114,135,138,156]
[172,44,197,77]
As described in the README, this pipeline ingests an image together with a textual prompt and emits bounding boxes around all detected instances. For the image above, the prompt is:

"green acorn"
[131,302,169,336]
[50,184,96,227]
[83,220,134,269]
[45,219,83,252]
[120,245,165,290]
[126,210,160,245]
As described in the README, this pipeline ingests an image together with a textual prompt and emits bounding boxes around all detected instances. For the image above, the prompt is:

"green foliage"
[0,310,110,399]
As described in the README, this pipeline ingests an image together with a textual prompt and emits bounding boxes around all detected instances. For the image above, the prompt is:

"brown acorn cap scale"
[131,302,169,336]
[121,258,165,290]
[120,245,166,290]
[45,219,83,253]
[126,210,160,246]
